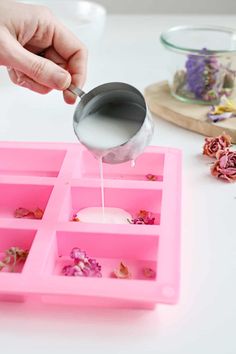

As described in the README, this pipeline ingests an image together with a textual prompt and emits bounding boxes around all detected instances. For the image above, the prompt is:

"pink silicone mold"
[0,142,181,309]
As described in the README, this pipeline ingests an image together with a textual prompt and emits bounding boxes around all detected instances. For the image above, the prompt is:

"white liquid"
[77,104,142,150]
[75,207,132,224]
[131,159,136,168]
[99,157,105,220]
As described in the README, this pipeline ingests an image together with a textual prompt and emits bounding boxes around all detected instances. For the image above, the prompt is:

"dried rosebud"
[211,149,236,182]
[203,133,232,158]
[33,208,44,219]
[143,267,156,279]
[113,262,131,279]
[15,207,31,218]
[146,174,158,181]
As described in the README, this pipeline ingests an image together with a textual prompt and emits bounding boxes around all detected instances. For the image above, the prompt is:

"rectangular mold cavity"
[45,231,158,281]
[0,183,53,219]
[74,150,165,181]
[0,228,36,273]
[0,148,66,177]
[60,186,162,224]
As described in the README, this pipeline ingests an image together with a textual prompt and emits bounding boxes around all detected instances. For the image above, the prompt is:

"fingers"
[43,47,67,70]
[7,67,52,94]
[1,30,71,91]
[53,22,88,104]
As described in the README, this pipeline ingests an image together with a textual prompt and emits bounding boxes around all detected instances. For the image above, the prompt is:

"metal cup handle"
[68,84,86,98]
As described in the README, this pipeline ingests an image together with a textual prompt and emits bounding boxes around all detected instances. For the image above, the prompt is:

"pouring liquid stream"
[99,157,105,221]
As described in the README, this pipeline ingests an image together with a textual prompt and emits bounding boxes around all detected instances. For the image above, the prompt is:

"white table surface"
[0,14,236,354]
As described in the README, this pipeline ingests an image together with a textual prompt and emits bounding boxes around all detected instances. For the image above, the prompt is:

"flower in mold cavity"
[113,262,131,279]
[62,247,102,277]
[143,267,156,279]
[146,174,158,181]
[128,210,155,225]
[14,207,44,219]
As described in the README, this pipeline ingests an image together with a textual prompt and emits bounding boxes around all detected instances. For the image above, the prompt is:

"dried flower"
[208,95,236,122]
[113,262,131,279]
[62,247,102,277]
[15,207,44,219]
[33,208,44,219]
[203,133,232,158]
[72,213,80,222]
[146,174,158,181]
[211,149,236,182]
[0,247,28,272]
[128,210,155,225]
[15,208,31,218]
[186,49,220,100]
[143,267,156,279]
[173,48,235,102]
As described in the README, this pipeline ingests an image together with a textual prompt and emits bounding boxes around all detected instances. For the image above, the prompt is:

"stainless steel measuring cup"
[69,82,154,164]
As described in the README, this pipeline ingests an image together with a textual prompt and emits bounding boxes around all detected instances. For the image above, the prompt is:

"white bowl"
[20,1,107,47]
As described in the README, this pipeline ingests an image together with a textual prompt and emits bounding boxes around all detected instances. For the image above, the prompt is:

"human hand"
[0,1,87,104]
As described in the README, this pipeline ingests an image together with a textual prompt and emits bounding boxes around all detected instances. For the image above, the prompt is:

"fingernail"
[53,71,71,90]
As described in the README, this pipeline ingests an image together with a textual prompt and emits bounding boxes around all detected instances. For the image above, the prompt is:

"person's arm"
[0,0,87,104]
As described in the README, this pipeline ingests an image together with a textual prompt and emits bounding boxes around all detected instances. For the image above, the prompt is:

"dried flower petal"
[33,208,44,219]
[211,149,236,182]
[143,267,156,279]
[14,207,31,218]
[203,133,232,158]
[208,96,236,122]
[146,174,158,181]
[14,207,44,219]
[72,213,80,222]
[129,210,155,225]
[113,262,131,279]
[70,247,87,261]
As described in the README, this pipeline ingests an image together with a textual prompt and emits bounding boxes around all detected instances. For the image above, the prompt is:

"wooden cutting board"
[144,81,236,143]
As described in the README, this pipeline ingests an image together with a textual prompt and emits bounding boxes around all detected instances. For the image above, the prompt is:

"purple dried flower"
[62,248,102,277]
[70,247,87,262]
[186,48,220,100]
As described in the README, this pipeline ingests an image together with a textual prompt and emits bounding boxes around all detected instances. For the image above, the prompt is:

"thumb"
[1,33,71,90]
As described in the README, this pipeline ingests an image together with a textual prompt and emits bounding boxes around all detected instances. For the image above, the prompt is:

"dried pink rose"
[211,149,236,182]
[203,133,232,158]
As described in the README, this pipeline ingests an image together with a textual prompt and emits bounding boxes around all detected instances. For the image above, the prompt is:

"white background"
[29,0,236,14]
[0,12,235,354]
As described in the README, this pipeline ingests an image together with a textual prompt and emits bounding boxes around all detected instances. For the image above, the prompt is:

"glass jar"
[160,26,236,104]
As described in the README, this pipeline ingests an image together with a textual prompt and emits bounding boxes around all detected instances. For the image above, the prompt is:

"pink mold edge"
[0,142,181,309]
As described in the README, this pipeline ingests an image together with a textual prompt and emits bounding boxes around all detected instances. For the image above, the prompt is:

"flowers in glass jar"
[173,48,235,103]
